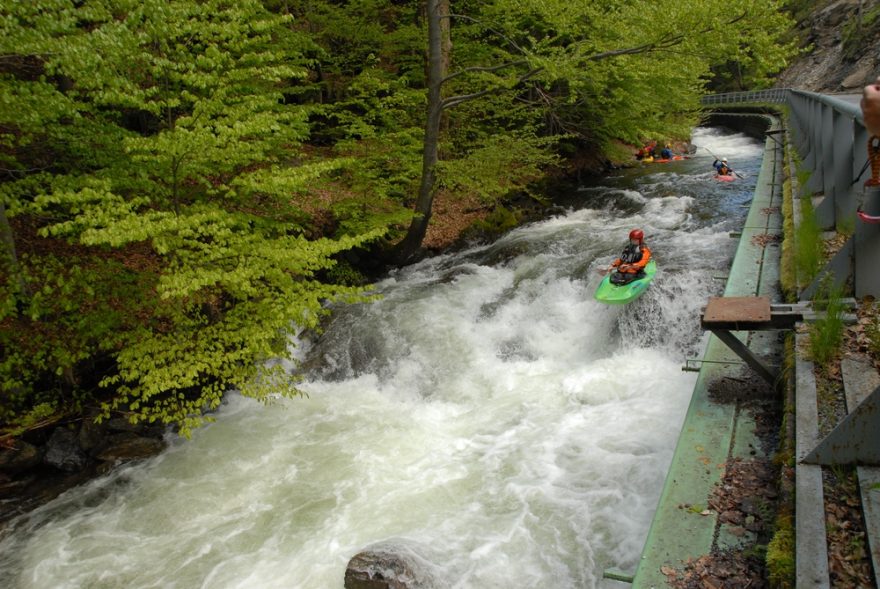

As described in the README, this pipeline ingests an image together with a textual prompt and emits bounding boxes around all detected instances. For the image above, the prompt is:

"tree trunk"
[392,0,444,264]
[439,0,451,78]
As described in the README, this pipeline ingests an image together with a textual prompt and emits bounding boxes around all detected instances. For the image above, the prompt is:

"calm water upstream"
[0,127,764,588]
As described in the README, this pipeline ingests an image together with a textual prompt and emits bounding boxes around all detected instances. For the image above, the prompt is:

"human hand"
[861,77,880,136]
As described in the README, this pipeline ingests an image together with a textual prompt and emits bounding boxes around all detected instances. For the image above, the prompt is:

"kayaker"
[660,144,673,159]
[606,229,652,285]
[713,158,733,176]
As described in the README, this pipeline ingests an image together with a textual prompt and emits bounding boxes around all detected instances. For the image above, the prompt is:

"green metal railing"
[701,88,790,104]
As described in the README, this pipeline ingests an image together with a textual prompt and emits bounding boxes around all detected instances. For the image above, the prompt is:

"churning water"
[0,128,764,588]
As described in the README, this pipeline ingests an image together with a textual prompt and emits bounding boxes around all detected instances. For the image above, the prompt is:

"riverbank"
[0,142,625,529]
[0,412,168,528]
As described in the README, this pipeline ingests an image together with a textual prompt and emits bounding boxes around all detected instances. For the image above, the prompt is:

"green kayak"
[594,259,657,305]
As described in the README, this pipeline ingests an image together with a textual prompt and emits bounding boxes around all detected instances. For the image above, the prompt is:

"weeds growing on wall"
[865,301,880,357]
[780,176,797,301]
[766,512,795,588]
[808,278,846,369]
[795,191,823,286]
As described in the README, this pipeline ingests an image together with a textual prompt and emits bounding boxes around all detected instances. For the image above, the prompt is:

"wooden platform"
[700,296,806,331]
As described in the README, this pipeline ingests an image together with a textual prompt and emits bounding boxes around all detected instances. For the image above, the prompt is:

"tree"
[390,0,795,261]
[1,0,389,435]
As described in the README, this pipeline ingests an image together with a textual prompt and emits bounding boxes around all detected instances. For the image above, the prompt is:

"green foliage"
[470,205,522,237]
[808,279,846,369]
[780,177,797,302]
[784,0,831,24]
[865,303,880,358]
[843,3,880,61]
[471,0,796,146]
[0,251,153,422]
[436,130,560,204]
[324,259,369,287]
[795,193,823,286]
[0,402,60,439]
[0,0,392,436]
[766,513,795,588]
[0,0,804,437]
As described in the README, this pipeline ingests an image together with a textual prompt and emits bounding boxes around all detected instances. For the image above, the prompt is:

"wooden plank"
[704,296,771,323]
[700,297,804,330]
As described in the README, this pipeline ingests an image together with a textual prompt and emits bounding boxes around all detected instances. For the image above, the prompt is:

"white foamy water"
[0,128,764,588]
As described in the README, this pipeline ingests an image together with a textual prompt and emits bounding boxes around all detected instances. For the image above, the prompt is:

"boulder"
[0,440,43,474]
[344,542,436,589]
[43,427,89,472]
[95,433,166,464]
[78,415,109,453]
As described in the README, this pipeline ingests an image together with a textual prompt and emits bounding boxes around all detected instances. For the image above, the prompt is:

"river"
[0,127,764,588]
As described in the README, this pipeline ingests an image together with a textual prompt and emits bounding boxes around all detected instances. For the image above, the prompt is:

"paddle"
[696,145,745,179]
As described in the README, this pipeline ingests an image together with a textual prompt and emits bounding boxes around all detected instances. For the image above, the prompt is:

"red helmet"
[629,228,644,243]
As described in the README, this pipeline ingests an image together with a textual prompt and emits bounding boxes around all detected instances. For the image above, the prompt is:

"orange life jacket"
[613,244,652,273]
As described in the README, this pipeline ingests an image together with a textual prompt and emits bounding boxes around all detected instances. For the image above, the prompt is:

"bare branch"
[440,59,528,85]
[444,13,528,55]
[441,67,543,110]
[589,12,748,61]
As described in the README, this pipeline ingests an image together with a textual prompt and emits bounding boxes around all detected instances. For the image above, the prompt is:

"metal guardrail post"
[805,100,826,198]
[810,104,835,228]
[832,110,857,225]
[788,93,811,164]
[856,183,880,297]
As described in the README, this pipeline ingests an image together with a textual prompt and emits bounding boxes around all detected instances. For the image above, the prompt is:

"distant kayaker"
[713,158,733,176]
[636,141,656,160]
[660,144,673,159]
[604,229,652,285]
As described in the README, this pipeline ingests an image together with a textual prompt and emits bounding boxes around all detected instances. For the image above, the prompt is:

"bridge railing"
[702,88,879,299]
[701,88,790,104]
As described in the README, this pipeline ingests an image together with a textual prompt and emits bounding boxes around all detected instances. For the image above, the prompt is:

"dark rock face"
[95,434,166,463]
[0,416,168,525]
[44,427,89,473]
[0,441,43,474]
[776,0,880,92]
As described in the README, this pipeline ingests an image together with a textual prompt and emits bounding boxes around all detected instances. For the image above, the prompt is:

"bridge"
[612,89,880,588]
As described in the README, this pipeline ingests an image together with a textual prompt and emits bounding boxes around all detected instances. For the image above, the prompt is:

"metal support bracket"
[699,296,807,389]
[698,297,855,389]
[802,381,880,466]
[708,328,780,388]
